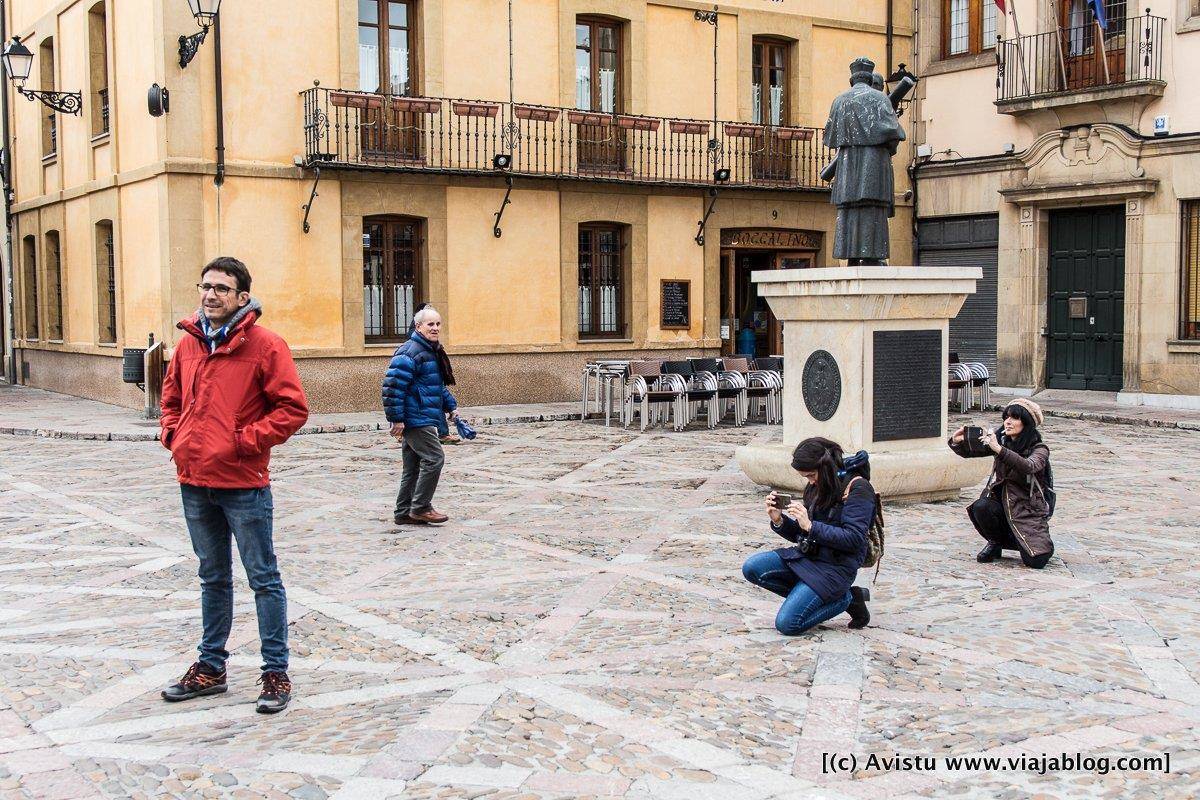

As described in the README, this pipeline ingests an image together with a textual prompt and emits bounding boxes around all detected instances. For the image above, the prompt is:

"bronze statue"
[822,57,907,266]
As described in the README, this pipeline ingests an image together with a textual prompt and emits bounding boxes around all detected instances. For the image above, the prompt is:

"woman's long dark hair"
[791,437,844,512]
[1001,404,1042,454]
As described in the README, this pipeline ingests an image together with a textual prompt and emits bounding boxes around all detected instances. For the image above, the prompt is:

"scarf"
[432,340,456,386]
[196,299,261,353]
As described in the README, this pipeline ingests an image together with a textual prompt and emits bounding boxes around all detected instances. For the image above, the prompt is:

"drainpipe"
[0,0,16,384]
[213,14,225,187]
[886,0,894,76]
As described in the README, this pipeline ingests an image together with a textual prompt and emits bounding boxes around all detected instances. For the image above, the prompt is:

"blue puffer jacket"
[382,332,457,427]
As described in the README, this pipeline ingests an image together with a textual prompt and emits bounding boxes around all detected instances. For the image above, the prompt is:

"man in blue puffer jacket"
[382,306,458,526]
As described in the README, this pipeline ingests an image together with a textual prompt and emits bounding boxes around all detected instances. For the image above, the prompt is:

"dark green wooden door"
[1047,206,1125,390]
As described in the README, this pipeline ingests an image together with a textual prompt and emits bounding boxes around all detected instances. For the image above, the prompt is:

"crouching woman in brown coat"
[948,398,1054,569]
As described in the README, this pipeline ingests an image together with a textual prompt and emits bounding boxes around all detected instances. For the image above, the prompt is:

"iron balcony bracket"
[695,187,719,246]
[18,87,82,115]
[178,27,209,69]
[301,166,321,234]
[493,173,514,238]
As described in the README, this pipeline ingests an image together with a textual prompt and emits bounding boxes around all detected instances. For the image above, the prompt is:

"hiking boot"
[440,433,463,445]
[256,671,291,714]
[161,661,227,702]
[976,543,1003,563]
[409,509,449,525]
[394,513,418,525]
[847,586,871,630]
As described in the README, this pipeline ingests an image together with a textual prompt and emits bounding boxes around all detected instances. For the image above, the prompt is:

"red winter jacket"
[160,306,309,488]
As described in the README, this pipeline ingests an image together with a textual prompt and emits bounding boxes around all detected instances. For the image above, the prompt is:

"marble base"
[735,442,992,504]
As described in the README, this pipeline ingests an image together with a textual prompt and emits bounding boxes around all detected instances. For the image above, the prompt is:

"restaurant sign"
[720,229,822,250]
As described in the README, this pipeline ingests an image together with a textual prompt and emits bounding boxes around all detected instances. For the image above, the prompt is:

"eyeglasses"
[197,282,239,296]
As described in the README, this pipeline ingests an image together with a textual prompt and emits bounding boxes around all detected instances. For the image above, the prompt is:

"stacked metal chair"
[688,358,749,426]
[622,360,688,432]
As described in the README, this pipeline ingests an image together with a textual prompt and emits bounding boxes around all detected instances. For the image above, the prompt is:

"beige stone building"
[1,0,914,411]
[912,0,1200,407]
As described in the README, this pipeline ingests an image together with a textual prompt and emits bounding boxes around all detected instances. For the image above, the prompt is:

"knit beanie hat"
[1005,398,1044,427]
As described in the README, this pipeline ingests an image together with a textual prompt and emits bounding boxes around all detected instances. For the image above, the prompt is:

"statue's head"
[849,56,875,86]
[871,73,885,91]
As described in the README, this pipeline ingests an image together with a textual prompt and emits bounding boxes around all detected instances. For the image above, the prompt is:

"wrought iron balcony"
[301,87,832,190]
[996,12,1165,103]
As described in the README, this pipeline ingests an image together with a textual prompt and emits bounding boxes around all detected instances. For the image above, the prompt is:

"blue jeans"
[181,485,288,673]
[742,551,852,636]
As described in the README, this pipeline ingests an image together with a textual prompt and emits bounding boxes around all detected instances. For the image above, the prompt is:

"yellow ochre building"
[1,0,914,411]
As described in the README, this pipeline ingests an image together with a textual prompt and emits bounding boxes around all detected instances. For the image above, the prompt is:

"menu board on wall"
[660,280,690,330]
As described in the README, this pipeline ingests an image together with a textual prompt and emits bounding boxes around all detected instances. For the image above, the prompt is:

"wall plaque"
[873,330,942,441]
[802,349,841,422]
[660,280,690,329]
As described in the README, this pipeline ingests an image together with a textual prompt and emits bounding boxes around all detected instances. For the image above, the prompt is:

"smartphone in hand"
[963,425,991,457]
[772,493,793,510]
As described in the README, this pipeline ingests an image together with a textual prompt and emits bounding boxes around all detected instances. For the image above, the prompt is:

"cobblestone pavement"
[1,417,1198,799]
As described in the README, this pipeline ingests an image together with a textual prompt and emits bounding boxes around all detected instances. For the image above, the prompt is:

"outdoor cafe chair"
[750,357,785,424]
[964,362,991,409]
[662,360,720,429]
[623,360,687,432]
[948,362,972,413]
[688,357,747,426]
[724,356,780,424]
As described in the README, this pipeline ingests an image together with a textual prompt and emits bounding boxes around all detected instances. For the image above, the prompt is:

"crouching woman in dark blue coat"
[742,437,876,635]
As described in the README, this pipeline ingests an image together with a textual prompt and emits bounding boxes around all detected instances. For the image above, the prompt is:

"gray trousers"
[394,426,445,516]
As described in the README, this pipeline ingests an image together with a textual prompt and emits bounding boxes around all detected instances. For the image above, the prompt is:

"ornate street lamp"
[884,63,918,118]
[2,37,82,115]
[178,0,223,69]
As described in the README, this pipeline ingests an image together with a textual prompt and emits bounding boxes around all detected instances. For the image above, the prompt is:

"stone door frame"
[999,178,1156,392]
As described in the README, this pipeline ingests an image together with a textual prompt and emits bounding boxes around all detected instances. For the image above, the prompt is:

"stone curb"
[980,403,1200,432]
[3,404,1195,442]
[0,410,582,443]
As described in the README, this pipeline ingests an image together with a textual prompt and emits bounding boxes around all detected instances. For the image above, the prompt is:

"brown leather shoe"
[409,509,449,525]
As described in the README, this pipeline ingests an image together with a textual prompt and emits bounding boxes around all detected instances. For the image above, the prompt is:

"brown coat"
[949,435,1053,558]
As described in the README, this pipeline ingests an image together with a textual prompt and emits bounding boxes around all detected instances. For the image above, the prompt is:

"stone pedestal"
[736,266,992,502]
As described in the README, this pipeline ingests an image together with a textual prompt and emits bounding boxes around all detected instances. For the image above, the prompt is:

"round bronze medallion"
[802,349,841,422]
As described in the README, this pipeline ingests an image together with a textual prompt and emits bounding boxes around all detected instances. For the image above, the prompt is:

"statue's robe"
[823,83,906,262]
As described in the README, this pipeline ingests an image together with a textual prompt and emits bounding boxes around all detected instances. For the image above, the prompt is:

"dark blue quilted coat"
[382,332,457,427]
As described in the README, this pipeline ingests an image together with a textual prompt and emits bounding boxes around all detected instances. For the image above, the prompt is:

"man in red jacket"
[159,257,309,714]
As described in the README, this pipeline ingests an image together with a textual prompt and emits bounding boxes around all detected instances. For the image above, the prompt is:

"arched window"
[89,3,110,136]
[95,221,116,344]
[39,38,56,157]
[45,231,62,340]
[578,223,627,338]
[21,236,38,340]
[363,216,423,342]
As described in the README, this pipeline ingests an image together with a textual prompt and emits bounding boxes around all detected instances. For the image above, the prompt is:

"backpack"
[843,476,885,578]
[1029,458,1057,519]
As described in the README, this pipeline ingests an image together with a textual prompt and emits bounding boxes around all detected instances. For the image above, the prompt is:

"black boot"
[976,542,1003,563]
[847,586,870,629]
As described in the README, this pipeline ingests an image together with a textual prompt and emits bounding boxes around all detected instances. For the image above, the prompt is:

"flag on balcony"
[994,0,1006,14]
[1088,0,1108,30]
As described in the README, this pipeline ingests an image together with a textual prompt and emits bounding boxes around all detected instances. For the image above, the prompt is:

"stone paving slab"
[1,415,1198,798]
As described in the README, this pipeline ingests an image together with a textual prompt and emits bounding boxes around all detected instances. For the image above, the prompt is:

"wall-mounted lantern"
[3,37,82,115]
[884,63,918,118]
[178,0,223,69]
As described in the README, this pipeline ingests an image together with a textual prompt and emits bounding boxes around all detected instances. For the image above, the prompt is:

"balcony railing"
[302,87,832,190]
[997,13,1165,102]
